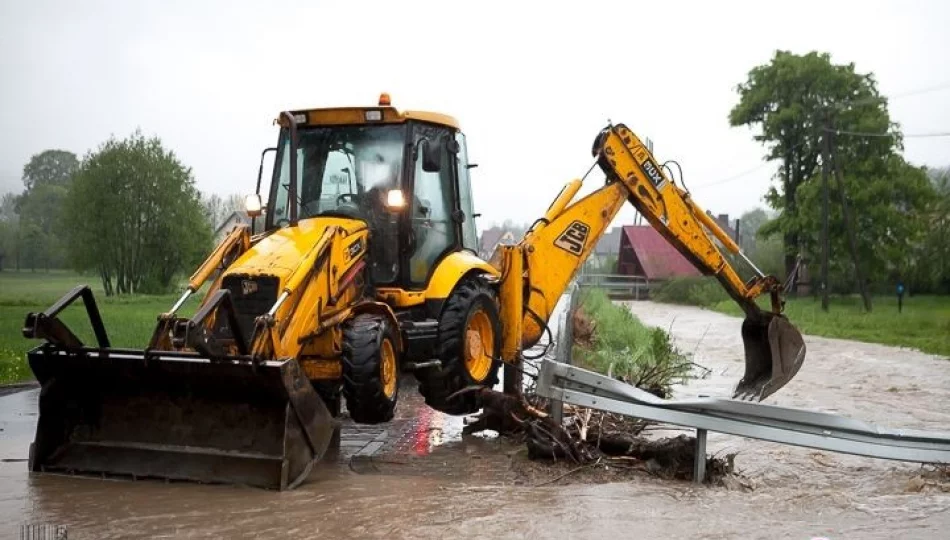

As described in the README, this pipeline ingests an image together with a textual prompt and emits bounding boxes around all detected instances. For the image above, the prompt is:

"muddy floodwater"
[2,301,950,539]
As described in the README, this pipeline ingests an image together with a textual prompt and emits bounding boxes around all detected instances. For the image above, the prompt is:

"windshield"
[268,124,406,226]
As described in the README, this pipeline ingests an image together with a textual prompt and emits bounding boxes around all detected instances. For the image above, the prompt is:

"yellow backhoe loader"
[22,94,805,490]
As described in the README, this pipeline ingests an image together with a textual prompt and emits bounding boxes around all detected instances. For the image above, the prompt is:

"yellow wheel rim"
[380,338,397,399]
[464,309,495,382]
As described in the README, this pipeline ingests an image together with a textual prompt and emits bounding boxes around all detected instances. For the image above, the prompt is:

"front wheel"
[417,277,502,415]
[342,314,400,424]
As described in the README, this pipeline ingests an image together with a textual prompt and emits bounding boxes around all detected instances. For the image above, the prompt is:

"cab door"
[406,123,460,287]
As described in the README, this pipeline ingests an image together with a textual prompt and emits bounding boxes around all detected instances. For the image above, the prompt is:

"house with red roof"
[616,211,740,280]
[617,225,702,280]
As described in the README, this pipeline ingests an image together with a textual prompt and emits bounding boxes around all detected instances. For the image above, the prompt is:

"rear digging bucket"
[26,347,335,490]
[733,312,806,401]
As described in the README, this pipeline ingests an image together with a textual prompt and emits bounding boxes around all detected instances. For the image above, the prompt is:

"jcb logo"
[640,158,664,186]
[345,238,364,261]
[554,221,590,255]
[241,280,258,296]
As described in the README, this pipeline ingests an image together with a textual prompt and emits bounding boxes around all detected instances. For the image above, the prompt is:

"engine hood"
[223,216,368,282]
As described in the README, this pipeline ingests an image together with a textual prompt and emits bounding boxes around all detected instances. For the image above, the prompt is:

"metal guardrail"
[537,360,950,482]
[544,282,950,481]
[576,273,651,300]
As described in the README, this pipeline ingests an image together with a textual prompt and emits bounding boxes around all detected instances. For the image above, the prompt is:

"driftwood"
[454,386,590,463]
[457,385,738,484]
[451,293,736,483]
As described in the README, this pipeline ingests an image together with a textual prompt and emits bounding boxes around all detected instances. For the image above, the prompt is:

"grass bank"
[572,287,692,397]
[651,276,950,357]
[0,271,192,384]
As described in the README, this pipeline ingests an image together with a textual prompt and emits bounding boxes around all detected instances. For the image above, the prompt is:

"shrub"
[651,276,728,307]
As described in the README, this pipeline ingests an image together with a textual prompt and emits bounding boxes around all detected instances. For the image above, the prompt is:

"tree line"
[3,51,948,298]
[0,130,246,295]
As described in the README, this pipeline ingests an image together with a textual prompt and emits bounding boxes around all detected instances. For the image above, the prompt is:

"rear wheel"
[342,314,399,424]
[417,278,502,415]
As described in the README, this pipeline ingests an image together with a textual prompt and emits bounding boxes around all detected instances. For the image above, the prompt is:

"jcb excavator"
[22,94,805,490]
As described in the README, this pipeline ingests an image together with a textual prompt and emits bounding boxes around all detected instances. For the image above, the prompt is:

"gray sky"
[2,0,948,230]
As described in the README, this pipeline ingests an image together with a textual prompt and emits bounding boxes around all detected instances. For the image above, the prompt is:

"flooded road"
[2,300,950,538]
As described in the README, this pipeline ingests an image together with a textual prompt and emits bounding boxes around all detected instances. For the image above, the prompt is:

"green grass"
[649,276,950,357]
[709,294,950,357]
[0,270,193,384]
[573,287,693,396]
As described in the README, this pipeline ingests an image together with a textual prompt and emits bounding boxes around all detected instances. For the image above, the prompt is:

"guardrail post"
[693,428,707,484]
[550,282,579,425]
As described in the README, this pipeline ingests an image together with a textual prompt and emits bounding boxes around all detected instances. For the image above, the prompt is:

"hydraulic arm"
[498,123,806,401]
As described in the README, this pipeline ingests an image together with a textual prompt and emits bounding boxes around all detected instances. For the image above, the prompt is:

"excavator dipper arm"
[498,123,806,401]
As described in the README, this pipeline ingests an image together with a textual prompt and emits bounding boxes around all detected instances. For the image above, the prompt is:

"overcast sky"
[1,0,948,230]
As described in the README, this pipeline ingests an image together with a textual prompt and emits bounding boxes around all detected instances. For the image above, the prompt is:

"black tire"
[312,381,341,418]
[342,314,399,424]
[417,277,502,415]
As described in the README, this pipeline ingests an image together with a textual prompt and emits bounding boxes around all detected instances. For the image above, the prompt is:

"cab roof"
[277,94,459,130]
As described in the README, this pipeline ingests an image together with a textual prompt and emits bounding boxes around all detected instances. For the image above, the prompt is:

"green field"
[0,271,192,384]
[710,294,950,357]
[650,276,950,357]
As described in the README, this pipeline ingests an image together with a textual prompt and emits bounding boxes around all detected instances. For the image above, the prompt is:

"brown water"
[2,301,949,538]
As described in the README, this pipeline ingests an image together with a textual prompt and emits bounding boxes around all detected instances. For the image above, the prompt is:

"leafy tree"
[736,207,770,254]
[729,51,895,286]
[907,166,950,293]
[14,150,79,270]
[63,130,212,295]
[787,156,933,292]
[0,193,18,269]
[754,232,786,279]
[17,183,70,269]
[734,208,784,278]
[19,221,47,272]
[0,192,18,220]
[21,150,78,191]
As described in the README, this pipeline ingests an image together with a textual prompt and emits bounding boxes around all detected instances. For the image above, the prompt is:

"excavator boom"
[498,123,805,401]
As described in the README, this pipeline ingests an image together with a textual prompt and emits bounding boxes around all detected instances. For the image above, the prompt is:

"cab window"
[455,132,478,252]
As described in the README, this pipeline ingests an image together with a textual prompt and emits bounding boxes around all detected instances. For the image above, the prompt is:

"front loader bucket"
[733,311,806,401]
[26,346,335,490]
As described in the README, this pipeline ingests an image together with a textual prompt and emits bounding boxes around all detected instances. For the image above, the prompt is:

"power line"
[693,161,771,188]
[828,128,950,138]
[694,81,950,189]
[889,81,950,100]
[693,137,812,189]
[825,81,950,112]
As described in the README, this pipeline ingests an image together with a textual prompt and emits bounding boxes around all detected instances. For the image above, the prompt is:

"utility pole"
[821,114,831,312]
[831,130,872,312]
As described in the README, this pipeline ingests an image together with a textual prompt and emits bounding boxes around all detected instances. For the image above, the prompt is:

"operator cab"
[248,94,479,289]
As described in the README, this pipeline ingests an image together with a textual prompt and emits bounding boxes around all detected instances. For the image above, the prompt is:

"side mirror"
[245,194,263,218]
[256,147,277,195]
[420,139,443,173]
